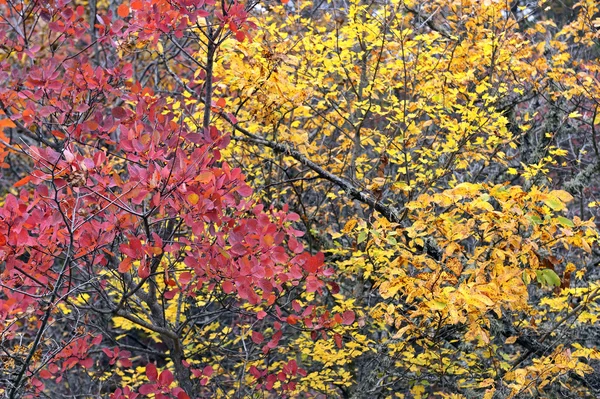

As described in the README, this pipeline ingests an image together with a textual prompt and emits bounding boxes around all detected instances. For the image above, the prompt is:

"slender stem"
[203,40,215,129]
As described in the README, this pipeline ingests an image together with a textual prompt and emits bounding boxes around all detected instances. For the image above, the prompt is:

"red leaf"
[202,365,214,377]
[267,330,282,349]
[236,184,252,197]
[92,334,103,345]
[283,359,298,375]
[305,276,322,293]
[112,106,127,119]
[146,363,158,381]
[288,237,303,253]
[139,384,156,395]
[158,369,174,386]
[179,272,192,285]
[138,263,150,279]
[342,310,355,325]
[265,374,277,390]
[249,366,262,378]
[31,378,44,388]
[291,300,301,313]
[251,331,264,344]
[222,280,234,294]
[328,281,340,294]
[334,333,343,349]
[323,267,336,277]
[80,357,94,369]
[164,289,178,299]
[39,369,52,379]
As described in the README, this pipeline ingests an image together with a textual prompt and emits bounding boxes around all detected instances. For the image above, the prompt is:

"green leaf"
[530,215,542,225]
[557,216,575,227]
[544,198,564,211]
[544,269,561,287]
[536,269,561,287]
[429,300,447,310]
[357,231,368,244]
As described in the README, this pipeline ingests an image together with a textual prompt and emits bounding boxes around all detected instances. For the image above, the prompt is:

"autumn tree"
[211,0,600,397]
[0,0,350,398]
[1,0,600,398]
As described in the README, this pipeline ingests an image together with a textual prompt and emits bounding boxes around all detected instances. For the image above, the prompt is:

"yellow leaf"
[428,300,447,310]
[483,388,496,399]
[505,336,518,344]
[471,294,495,308]
[342,219,358,233]
[187,193,199,205]
[478,378,494,388]
[550,190,573,203]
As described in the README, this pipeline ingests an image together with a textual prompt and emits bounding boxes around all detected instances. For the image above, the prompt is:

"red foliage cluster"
[0,0,352,397]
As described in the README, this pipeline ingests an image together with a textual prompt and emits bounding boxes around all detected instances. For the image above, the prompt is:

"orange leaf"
[118,258,133,273]
[85,120,99,131]
[216,98,226,108]
[131,0,143,9]
[0,118,16,129]
[263,234,274,247]
[117,3,129,18]
[150,246,163,255]
[51,129,66,139]
[195,171,213,183]
[14,175,31,188]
